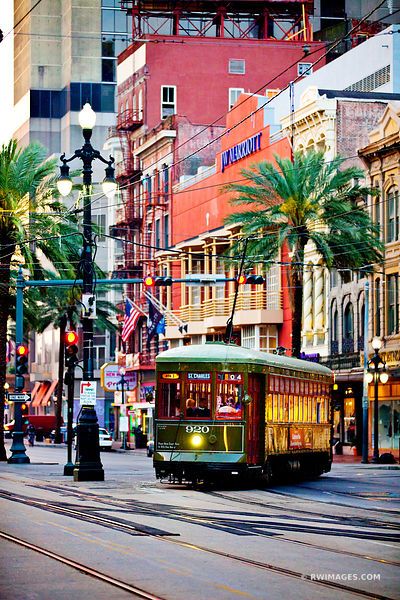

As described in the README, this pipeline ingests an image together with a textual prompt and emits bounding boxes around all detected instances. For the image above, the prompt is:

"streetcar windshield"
[216,373,243,420]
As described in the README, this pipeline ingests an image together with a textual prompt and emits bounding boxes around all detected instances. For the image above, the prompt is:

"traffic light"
[16,344,29,375]
[21,403,29,425]
[64,330,79,365]
[237,274,265,285]
[143,275,173,286]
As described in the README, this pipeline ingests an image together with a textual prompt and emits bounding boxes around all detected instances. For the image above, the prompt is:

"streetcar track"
[0,490,395,600]
[0,530,163,600]
[18,482,400,565]
[206,490,400,530]
[0,490,399,600]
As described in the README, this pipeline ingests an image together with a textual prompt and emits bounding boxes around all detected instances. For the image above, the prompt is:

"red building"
[156,93,293,352]
[110,1,326,401]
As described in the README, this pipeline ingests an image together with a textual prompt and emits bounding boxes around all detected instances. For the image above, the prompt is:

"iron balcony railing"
[165,290,282,326]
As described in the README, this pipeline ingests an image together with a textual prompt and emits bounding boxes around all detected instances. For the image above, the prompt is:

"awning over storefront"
[41,380,57,406]
[31,381,57,407]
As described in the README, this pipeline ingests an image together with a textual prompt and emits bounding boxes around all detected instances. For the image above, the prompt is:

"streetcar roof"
[156,343,332,376]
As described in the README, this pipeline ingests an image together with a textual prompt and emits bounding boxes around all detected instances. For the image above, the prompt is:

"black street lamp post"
[367,337,388,464]
[57,103,116,481]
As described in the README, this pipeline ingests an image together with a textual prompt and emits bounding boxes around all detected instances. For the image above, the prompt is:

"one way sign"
[79,381,97,406]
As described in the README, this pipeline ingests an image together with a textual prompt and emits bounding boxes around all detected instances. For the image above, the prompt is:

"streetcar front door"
[247,374,264,464]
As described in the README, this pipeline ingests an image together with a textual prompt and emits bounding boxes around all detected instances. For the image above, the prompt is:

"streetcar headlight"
[191,434,203,448]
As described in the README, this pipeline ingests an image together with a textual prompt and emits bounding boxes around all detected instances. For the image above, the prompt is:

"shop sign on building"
[100,363,138,392]
[221,132,262,172]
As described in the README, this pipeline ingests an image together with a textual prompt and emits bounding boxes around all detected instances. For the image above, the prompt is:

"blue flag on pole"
[147,300,164,343]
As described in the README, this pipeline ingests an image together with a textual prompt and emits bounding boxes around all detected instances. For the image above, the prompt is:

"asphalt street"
[0,440,399,600]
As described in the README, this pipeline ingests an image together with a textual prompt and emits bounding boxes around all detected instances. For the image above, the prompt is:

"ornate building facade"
[359,103,400,458]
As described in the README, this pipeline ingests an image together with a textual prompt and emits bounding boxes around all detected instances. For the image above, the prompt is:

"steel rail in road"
[0,488,397,600]
[0,530,164,600]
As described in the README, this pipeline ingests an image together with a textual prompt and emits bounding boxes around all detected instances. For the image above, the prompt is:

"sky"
[0,1,14,145]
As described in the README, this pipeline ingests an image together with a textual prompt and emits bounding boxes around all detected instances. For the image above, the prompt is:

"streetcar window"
[185,379,212,418]
[266,393,273,421]
[293,395,299,421]
[158,382,182,418]
[216,373,243,420]
[272,393,279,421]
[316,401,321,424]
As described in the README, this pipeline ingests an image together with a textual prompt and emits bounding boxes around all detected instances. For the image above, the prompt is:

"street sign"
[119,416,129,432]
[185,274,226,286]
[79,381,97,406]
[100,363,138,392]
[8,392,31,403]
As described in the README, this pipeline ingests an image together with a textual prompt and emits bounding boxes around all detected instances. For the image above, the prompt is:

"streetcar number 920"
[185,425,210,434]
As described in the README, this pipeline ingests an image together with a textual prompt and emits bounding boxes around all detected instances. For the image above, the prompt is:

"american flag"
[121,298,143,342]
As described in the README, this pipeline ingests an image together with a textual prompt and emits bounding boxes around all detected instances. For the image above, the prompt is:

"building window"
[164,214,169,248]
[387,188,399,243]
[162,164,169,195]
[331,303,338,354]
[155,219,160,248]
[161,86,176,119]
[229,88,244,110]
[191,259,202,305]
[93,214,106,242]
[259,325,277,352]
[387,274,399,335]
[298,63,313,77]
[375,278,381,337]
[229,59,245,74]
[330,269,338,288]
[343,302,354,353]
[242,325,255,349]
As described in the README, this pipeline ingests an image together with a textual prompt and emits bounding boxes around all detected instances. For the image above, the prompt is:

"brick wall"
[336,100,388,169]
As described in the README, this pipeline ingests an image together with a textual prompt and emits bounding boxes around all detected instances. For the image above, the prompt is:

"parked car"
[147,439,154,457]
[99,428,113,450]
[73,427,112,451]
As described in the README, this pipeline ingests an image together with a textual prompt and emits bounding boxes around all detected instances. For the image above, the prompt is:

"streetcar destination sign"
[8,392,31,402]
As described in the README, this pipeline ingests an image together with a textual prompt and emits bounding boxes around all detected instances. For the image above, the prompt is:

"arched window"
[343,302,354,353]
[331,301,338,354]
[359,298,365,351]
[375,278,381,336]
[387,187,399,243]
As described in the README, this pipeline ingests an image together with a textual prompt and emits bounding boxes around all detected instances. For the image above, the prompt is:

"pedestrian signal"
[16,345,29,375]
[237,274,265,285]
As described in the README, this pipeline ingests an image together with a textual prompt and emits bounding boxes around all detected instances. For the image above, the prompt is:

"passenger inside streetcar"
[195,398,211,417]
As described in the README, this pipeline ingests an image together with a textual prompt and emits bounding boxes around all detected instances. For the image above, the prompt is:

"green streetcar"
[154,342,333,483]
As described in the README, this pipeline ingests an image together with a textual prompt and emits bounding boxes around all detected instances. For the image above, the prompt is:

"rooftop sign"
[221,132,262,172]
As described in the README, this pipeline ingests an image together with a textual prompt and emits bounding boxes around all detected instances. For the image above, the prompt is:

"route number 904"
[185,425,210,434]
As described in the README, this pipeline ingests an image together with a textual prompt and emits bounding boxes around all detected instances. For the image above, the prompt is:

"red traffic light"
[237,274,265,285]
[65,331,78,345]
[144,275,172,286]
[16,344,28,356]
[144,275,155,287]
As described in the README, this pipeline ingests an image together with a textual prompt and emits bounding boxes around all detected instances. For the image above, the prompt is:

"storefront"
[369,378,400,459]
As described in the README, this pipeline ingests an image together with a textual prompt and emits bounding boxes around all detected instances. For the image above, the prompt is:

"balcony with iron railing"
[117,109,143,132]
[320,353,362,371]
[116,156,142,180]
[165,289,283,328]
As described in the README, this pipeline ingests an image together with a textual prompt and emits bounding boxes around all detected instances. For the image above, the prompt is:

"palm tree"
[0,139,80,460]
[224,150,383,358]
